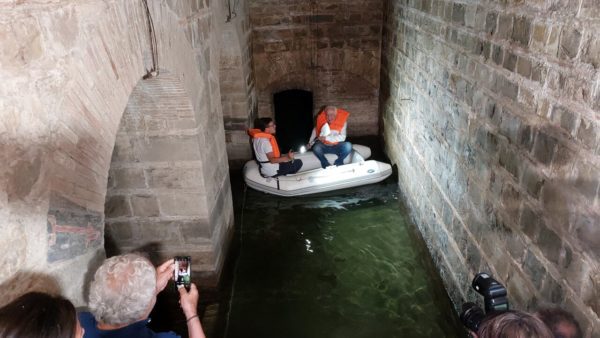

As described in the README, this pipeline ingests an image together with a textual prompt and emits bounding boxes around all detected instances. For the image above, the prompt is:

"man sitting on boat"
[249,117,303,177]
[308,106,353,169]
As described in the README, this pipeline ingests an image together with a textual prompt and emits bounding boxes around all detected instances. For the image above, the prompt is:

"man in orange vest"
[308,106,353,169]
[249,117,303,177]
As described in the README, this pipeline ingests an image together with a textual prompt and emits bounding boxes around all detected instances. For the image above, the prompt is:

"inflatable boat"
[243,144,393,197]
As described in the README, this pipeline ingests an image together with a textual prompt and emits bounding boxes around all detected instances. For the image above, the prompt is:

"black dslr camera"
[460,272,509,332]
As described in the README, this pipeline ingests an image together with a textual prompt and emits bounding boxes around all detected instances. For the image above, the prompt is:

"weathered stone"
[576,118,598,149]
[574,161,600,200]
[105,195,131,218]
[452,3,465,25]
[135,135,202,162]
[531,23,547,48]
[138,221,183,243]
[6,157,42,202]
[180,219,212,241]
[559,27,582,60]
[492,44,503,65]
[105,221,133,242]
[541,182,570,227]
[582,35,600,68]
[146,167,204,189]
[497,76,519,100]
[520,204,539,239]
[550,105,578,135]
[516,57,531,78]
[574,214,600,257]
[379,0,599,328]
[0,17,43,73]
[532,131,557,165]
[485,11,497,35]
[130,195,160,217]
[546,25,561,57]
[541,275,564,304]
[511,16,531,46]
[531,62,546,84]
[111,168,146,189]
[496,14,513,40]
[503,51,517,71]
[524,250,546,289]
[520,163,545,198]
[537,226,562,264]
[498,146,519,178]
[158,193,207,217]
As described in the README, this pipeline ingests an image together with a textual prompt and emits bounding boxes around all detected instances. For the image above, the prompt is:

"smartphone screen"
[174,256,191,289]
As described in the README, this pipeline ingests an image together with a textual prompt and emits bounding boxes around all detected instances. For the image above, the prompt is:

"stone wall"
[381,0,599,335]
[250,0,383,136]
[220,0,258,165]
[105,72,220,276]
[0,0,233,304]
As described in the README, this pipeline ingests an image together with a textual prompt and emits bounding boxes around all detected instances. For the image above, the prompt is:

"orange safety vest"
[315,108,350,145]
[248,129,280,158]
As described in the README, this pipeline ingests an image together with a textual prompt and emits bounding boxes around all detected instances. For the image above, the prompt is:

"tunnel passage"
[273,89,314,153]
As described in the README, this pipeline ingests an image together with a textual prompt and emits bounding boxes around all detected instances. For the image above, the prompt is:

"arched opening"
[104,71,210,262]
[273,90,314,153]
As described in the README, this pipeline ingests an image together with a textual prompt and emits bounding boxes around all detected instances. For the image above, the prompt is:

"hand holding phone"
[155,259,175,293]
[174,256,192,289]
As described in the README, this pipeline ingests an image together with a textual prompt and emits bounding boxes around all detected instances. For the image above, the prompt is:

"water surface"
[225,179,465,338]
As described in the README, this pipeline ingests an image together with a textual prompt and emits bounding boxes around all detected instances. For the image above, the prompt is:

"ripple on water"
[227,180,465,338]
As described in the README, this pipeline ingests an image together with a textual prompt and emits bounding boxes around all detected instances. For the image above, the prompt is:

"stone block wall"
[220,1,258,165]
[104,73,218,273]
[0,0,233,304]
[250,0,383,136]
[381,0,599,335]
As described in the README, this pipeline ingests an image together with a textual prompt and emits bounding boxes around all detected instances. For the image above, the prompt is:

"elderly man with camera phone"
[79,253,206,338]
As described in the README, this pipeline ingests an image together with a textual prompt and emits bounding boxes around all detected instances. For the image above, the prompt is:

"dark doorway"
[273,90,313,153]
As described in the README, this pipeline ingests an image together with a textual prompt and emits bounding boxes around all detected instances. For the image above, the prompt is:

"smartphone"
[174,256,191,289]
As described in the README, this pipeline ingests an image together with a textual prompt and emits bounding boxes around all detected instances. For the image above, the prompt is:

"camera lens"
[460,302,486,332]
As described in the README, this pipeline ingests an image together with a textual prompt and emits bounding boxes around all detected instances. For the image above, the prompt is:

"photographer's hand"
[178,283,205,338]
[155,259,175,293]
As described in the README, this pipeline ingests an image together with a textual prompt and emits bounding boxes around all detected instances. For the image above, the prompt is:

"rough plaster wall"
[220,0,258,164]
[250,0,383,136]
[381,0,599,335]
[0,0,233,304]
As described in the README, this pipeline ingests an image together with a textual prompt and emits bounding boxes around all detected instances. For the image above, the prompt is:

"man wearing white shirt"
[308,106,352,168]
[249,118,303,177]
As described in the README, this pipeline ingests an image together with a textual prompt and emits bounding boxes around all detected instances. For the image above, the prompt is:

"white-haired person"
[79,253,205,338]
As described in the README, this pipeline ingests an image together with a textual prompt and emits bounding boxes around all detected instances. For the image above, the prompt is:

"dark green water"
[225,179,465,338]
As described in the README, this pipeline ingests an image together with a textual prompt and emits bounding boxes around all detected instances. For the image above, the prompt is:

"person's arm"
[307,128,317,147]
[156,259,175,293]
[266,151,293,163]
[325,122,347,143]
[179,284,206,338]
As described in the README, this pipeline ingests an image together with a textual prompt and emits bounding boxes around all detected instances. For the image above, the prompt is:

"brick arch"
[1,0,232,305]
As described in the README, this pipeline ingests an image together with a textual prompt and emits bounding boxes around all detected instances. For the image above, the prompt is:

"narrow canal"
[224,170,465,337]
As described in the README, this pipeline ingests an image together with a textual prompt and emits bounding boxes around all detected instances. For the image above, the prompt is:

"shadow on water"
[221,136,465,338]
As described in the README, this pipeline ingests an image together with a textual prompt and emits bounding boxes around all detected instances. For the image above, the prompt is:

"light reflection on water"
[225,179,464,338]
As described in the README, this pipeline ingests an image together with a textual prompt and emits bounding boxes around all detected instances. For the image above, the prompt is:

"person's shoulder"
[154,331,181,338]
[78,312,96,327]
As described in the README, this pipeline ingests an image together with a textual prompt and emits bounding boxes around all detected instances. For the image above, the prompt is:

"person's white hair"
[88,253,156,325]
